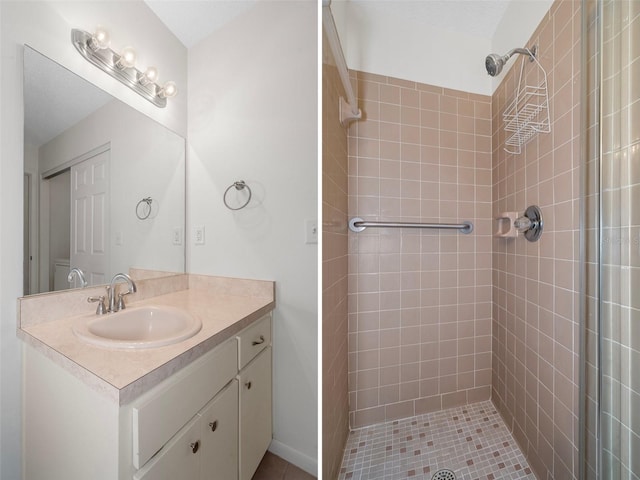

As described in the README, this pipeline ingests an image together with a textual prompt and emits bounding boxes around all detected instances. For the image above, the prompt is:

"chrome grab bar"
[348,217,473,234]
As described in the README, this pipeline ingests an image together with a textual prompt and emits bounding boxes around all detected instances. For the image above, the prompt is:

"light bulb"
[138,66,158,86]
[115,46,137,69]
[158,81,177,99]
[88,26,110,51]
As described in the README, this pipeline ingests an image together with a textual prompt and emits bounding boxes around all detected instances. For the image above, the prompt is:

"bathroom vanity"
[18,273,275,480]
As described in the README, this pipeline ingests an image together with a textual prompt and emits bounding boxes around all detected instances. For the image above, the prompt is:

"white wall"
[187,1,318,474]
[0,2,186,477]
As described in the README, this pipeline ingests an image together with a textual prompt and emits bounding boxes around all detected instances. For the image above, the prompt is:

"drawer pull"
[245,381,252,390]
[190,440,200,454]
[209,420,218,432]
[252,335,265,346]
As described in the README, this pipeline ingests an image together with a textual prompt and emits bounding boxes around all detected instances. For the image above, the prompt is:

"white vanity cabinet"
[23,313,273,480]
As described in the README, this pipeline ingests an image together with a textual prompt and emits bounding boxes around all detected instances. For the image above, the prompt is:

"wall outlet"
[194,225,205,245]
[173,227,183,245]
[115,231,123,246]
[305,219,318,244]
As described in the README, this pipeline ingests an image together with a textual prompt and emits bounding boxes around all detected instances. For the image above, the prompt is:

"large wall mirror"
[23,46,185,295]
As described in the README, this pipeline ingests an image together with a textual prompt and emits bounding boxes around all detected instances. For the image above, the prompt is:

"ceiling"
[343,0,511,40]
[143,0,515,49]
[143,0,257,48]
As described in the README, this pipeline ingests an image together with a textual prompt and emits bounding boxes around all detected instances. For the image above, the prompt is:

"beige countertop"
[18,274,275,405]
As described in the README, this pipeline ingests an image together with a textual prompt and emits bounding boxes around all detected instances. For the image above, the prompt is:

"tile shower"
[323,0,585,479]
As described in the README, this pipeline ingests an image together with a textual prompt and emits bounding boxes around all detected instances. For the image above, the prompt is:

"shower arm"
[507,46,537,62]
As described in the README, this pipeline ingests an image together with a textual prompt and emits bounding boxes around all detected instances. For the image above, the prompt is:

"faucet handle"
[117,291,132,311]
[87,296,107,315]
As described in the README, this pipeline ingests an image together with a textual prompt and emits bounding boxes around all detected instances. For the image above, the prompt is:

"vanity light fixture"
[71,27,177,108]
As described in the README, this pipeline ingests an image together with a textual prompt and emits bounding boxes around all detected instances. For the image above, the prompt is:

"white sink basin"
[72,306,202,349]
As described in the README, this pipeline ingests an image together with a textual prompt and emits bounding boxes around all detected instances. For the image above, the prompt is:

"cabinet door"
[133,415,201,480]
[238,346,272,480]
[200,380,239,480]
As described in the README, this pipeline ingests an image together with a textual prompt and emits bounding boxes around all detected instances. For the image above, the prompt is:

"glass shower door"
[581,0,640,478]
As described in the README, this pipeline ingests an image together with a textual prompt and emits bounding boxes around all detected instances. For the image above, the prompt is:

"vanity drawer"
[237,314,271,369]
[132,338,237,469]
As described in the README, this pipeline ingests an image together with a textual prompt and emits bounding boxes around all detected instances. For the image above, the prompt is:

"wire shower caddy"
[503,47,550,154]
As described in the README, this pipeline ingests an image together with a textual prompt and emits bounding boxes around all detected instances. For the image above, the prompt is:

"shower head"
[485,53,507,77]
[485,46,537,77]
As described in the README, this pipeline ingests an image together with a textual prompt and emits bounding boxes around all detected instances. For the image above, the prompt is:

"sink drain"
[431,469,456,480]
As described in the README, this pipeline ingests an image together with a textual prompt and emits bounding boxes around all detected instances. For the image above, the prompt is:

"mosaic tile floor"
[338,401,536,480]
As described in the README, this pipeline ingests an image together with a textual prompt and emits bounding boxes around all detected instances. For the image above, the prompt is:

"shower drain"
[431,469,457,480]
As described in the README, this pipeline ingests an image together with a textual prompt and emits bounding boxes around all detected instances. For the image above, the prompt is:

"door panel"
[200,380,238,480]
[238,347,272,480]
[70,149,109,287]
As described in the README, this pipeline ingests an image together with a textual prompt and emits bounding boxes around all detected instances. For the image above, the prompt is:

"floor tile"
[253,451,317,480]
[338,400,536,480]
[284,463,317,480]
[253,451,288,479]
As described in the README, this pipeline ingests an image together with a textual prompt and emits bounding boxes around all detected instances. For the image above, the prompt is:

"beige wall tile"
[491,2,582,478]
[322,34,351,479]
[347,68,493,431]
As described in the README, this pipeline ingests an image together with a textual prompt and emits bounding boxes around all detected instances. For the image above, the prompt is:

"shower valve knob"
[516,205,543,242]
[514,216,532,232]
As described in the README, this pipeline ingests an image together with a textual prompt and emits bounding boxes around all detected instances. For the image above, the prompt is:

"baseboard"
[268,439,317,477]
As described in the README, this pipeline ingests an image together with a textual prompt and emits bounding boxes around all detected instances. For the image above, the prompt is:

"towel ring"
[223,181,252,210]
[136,197,153,220]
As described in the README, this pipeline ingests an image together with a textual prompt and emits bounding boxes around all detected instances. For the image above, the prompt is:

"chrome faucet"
[67,267,88,288]
[107,273,137,313]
